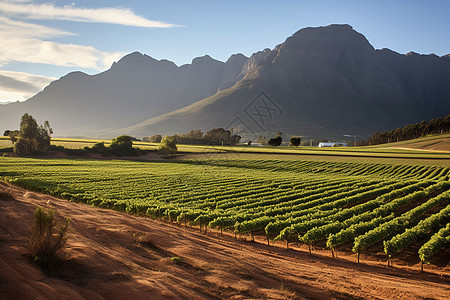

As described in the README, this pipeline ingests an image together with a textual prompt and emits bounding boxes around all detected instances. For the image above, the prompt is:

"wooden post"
[357,252,360,264]
[331,248,335,258]
[267,235,270,246]
[286,240,289,249]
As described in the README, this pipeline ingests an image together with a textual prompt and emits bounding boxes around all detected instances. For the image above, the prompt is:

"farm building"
[318,142,347,147]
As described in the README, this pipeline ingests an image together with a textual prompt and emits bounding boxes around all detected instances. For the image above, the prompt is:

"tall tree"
[13,113,52,156]
[159,135,177,157]
[109,135,135,156]
[290,137,301,147]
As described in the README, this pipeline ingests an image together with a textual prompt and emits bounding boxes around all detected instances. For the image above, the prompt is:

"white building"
[318,142,347,147]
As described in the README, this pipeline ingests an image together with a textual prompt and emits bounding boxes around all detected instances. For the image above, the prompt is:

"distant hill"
[1,24,449,139]
[371,133,450,152]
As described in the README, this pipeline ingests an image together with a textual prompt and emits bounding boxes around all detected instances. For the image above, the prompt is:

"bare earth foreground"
[1,182,449,300]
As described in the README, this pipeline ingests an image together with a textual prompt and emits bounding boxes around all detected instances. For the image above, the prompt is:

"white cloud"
[0,16,74,39]
[0,70,56,103]
[0,2,178,28]
[0,6,126,70]
[0,31,125,69]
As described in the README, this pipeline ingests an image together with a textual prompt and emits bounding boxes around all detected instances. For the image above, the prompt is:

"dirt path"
[1,181,449,299]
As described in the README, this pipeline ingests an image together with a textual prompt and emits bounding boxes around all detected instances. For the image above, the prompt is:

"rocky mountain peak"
[191,55,222,66]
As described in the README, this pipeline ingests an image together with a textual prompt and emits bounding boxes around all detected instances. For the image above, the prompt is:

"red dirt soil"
[1,181,449,300]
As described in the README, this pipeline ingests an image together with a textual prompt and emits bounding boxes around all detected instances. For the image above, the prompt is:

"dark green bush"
[268,136,282,146]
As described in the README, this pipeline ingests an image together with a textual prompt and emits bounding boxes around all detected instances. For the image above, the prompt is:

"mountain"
[0,52,247,136]
[124,25,450,139]
[1,24,449,139]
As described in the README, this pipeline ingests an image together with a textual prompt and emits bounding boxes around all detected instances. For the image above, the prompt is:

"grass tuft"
[29,207,70,269]
[170,256,182,264]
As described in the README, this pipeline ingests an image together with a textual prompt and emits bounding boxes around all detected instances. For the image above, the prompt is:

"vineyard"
[1,155,449,269]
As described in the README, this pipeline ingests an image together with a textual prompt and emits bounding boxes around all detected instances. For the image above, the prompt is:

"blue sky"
[0,0,449,103]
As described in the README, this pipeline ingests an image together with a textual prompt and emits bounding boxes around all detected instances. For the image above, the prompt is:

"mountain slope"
[0,52,247,137]
[125,25,450,139]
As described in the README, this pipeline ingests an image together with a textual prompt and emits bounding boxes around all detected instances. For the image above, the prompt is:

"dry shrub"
[29,207,70,269]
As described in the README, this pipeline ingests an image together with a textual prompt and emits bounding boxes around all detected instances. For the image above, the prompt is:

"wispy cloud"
[0,70,56,103]
[0,34,125,69]
[0,16,74,38]
[0,1,169,69]
[0,16,125,69]
[0,2,178,28]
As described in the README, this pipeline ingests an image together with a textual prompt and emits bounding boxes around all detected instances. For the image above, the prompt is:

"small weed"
[170,256,182,264]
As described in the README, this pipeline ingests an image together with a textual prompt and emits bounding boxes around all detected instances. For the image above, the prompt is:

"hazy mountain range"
[1,24,449,139]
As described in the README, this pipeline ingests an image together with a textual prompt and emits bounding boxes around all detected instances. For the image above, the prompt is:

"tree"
[6,130,19,144]
[159,135,177,157]
[109,135,135,156]
[91,142,108,155]
[204,128,240,145]
[143,134,162,143]
[43,120,53,137]
[290,137,301,147]
[13,113,52,155]
[268,136,282,146]
[187,129,203,140]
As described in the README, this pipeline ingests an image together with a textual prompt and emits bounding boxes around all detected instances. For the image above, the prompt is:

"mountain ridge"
[124,24,450,139]
[0,51,248,136]
[1,24,449,139]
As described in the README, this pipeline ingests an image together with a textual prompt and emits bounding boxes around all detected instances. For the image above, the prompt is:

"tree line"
[366,114,450,145]
[144,128,241,146]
